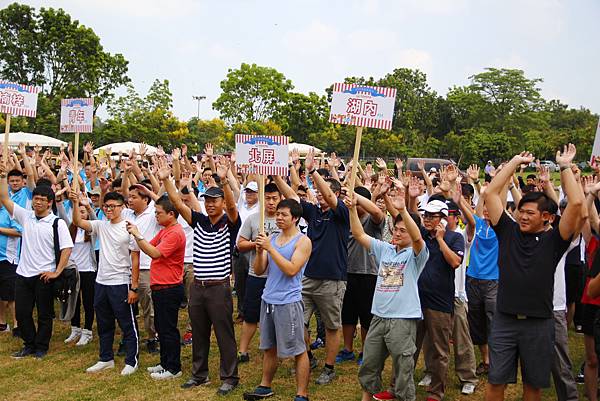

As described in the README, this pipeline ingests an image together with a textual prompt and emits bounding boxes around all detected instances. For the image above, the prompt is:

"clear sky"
[13,0,600,120]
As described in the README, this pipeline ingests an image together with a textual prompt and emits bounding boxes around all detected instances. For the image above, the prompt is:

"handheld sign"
[60,98,94,193]
[60,98,94,133]
[235,134,289,232]
[592,118,600,163]
[0,80,40,161]
[328,83,397,196]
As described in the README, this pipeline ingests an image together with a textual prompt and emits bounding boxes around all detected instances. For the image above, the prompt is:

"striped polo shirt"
[191,211,240,280]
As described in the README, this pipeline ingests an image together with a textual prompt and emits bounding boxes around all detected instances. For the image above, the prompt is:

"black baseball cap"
[201,187,224,198]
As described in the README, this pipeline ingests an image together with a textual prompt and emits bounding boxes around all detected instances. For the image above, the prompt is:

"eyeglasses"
[103,204,123,210]
[423,213,443,220]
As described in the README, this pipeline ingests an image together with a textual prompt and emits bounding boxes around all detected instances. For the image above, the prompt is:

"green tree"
[0,3,129,134]
[280,92,329,144]
[187,118,233,152]
[212,63,293,125]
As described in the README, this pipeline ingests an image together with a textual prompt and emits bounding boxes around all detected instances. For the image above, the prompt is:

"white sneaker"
[64,326,82,343]
[0,323,10,333]
[146,364,164,373]
[76,329,93,346]
[150,370,182,380]
[418,374,432,387]
[121,364,138,376]
[461,382,477,395]
[86,360,115,373]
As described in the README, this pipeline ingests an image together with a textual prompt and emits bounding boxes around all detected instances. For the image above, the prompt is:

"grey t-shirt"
[347,214,384,275]
[238,212,280,278]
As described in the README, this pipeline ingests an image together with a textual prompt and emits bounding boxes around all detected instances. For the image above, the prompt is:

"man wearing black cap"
[158,161,241,396]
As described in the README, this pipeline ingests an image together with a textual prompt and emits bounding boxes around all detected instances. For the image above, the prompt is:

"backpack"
[52,218,78,304]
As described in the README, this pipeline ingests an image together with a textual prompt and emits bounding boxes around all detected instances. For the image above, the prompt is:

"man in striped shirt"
[158,161,241,396]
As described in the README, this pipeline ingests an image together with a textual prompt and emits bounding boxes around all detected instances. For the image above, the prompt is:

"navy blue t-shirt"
[418,227,465,313]
[301,199,350,280]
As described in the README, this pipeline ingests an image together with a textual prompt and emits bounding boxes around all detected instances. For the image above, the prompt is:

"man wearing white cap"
[414,198,465,401]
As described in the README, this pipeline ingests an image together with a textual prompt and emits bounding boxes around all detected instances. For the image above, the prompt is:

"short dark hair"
[7,169,23,179]
[276,199,303,220]
[103,191,125,204]
[518,191,553,213]
[526,174,537,180]
[36,178,53,188]
[202,167,212,174]
[128,185,151,204]
[354,186,371,200]
[297,185,307,193]
[393,211,421,229]
[156,196,179,218]
[317,168,330,178]
[461,183,475,198]
[111,178,122,189]
[325,178,342,195]
[264,183,280,194]
[32,185,55,202]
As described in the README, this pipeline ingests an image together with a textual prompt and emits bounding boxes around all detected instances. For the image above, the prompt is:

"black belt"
[150,283,182,291]
[194,278,229,287]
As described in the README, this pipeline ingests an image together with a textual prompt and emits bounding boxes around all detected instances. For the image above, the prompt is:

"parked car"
[540,160,560,172]
[405,157,461,178]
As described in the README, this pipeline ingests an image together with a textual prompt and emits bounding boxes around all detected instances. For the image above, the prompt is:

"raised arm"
[69,190,93,232]
[346,197,373,251]
[216,159,238,224]
[157,163,192,225]
[273,175,300,202]
[355,190,385,225]
[0,162,15,216]
[557,144,585,241]
[485,152,534,225]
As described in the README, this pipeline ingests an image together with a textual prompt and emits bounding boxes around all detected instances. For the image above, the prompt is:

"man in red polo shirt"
[126,196,186,380]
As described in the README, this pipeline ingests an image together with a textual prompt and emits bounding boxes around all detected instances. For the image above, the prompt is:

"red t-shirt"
[581,236,600,306]
[149,224,186,286]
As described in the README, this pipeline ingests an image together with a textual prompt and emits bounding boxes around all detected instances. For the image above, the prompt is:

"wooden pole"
[259,174,265,234]
[73,132,80,193]
[347,126,364,199]
[3,113,11,163]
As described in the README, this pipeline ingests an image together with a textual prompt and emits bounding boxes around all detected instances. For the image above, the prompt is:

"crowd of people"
[0,140,599,401]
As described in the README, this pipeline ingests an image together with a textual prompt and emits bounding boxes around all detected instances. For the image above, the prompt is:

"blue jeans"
[153,285,184,373]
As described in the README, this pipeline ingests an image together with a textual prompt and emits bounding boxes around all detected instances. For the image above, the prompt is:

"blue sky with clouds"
[14,0,600,120]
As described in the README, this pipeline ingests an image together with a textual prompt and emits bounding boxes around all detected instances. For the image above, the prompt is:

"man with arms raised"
[484,144,585,401]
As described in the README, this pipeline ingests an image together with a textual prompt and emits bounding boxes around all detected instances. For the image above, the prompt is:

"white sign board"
[0,80,39,117]
[329,83,397,130]
[235,134,289,176]
[60,98,94,133]
[591,118,600,163]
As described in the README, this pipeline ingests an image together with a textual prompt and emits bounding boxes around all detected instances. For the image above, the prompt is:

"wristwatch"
[134,234,144,241]
[309,169,317,175]
[130,287,139,293]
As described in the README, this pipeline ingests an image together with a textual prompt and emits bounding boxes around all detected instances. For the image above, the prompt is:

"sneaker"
[372,390,395,400]
[34,350,47,359]
[12,326,21,338]
[116,340,126,356]
[293,397,309,401]
[181,377,211,388]
[315,367,336,385]
[11,347,35,359]
[151,370,182,380]
[121,364,138,376]
[146,338,159,354]
[147,364,164,373]
[461,382,476,395]
[238,352,250,363]
[64,326,82,343]
[418,374,432,387]
[576,362,585,384]
[310,338,325,350]
[357,352,363,366]
[76,329,93,346]
[86,360,115,373]
[475,362,489,376]
[335,349,356,363]
[242,385,275,400]
[182,331,193,346]
[217,382,238,395]
[0,323,9,332]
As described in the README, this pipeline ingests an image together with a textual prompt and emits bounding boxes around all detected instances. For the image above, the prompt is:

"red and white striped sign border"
[60,98,94,133]
[235,134,289,176]
[0,80,40,118]
[329,83,397,130]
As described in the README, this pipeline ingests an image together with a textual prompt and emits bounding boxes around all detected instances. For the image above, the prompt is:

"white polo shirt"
[12,204,73,277]
[122,202,160,270]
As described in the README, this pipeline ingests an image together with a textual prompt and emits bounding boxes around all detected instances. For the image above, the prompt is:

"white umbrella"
[289,142,322,155]
[94,142,158,156]
[0,132,68,147]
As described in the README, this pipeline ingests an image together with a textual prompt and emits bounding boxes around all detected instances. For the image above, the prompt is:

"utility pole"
[192,95,206,119]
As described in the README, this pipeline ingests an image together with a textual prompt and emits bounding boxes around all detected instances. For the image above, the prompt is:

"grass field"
[0,303,591,401]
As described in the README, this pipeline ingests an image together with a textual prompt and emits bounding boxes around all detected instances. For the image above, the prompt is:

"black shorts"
[0,260,17,301]
[565,264,584,304]
[341,273,376,329]
[582,304,600,336]
[488,312,555,388]
[242,275,267,324]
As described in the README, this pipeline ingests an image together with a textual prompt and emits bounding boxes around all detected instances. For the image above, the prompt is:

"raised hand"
[394,158,403,171]
[375,157,387,171]
[291,148,300,164]
[17,142,26,155]
[181,143,188,156]
[417,159,425,171]
[408,176,421,198]
[204,143,214,157]
[305,148,315,172]
[172,148,181,160]
[538,166,550,183]
[83,141,93,154]
[139,143,147,156]
[156,145,165,158]
[446,164,459,183]
[513,151,535,166]
[556,143,576,169]
[391,189,407,212]
[467,164,480,181]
